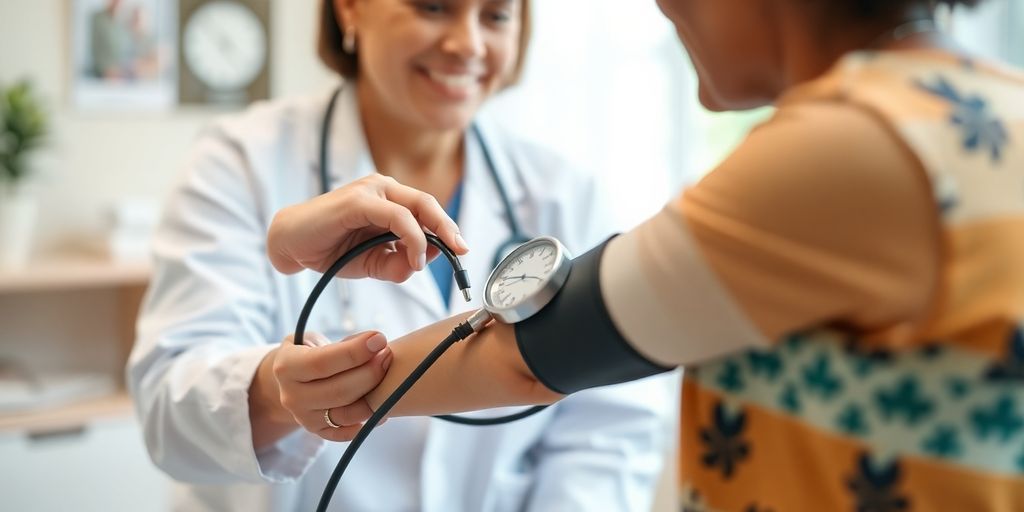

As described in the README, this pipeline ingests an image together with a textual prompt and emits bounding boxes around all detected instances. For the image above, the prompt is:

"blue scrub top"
[428,179,465,308]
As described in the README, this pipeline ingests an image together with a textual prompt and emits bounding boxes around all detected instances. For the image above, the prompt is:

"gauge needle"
[501,274,542,283]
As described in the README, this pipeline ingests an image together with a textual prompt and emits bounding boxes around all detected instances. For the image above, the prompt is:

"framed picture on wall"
[69,0,178,111]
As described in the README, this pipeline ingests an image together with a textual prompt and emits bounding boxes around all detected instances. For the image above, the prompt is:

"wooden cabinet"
[0,255,169,511]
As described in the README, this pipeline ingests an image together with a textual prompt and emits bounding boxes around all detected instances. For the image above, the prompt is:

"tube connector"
[467,309,493,333]
[454,269,472,302]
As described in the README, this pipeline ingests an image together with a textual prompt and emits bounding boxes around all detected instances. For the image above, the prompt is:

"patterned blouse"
[601,49,1024,510]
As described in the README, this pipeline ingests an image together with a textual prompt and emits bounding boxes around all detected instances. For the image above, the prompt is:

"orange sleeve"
[678,102,941,342]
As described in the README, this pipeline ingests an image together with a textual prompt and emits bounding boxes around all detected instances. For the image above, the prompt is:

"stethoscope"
[319,85,530,332]
[318,84,530,268]
[302,85,547,511]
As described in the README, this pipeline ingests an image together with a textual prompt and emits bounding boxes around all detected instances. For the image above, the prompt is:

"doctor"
[127,0,673,511]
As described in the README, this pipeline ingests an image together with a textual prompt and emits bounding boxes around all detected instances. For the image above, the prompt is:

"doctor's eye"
[411,0,448,16]
[483,8,511,24]
[483,0,515,25]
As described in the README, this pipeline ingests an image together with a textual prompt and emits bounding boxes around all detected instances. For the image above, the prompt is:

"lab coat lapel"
[325,82,375,189]
[323,83,446,319]
[391,120,529,318]
[450,119,528,300]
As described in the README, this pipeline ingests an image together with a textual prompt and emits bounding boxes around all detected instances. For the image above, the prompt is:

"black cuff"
[514,236,673,395]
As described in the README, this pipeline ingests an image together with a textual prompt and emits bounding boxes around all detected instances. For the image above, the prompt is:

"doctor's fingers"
[288,399,373,438]
[305,400,374,434]
[316,422,363,443]
[355,242,442,284]
[276,331,390,382]
[377,178,469,255]
[354,196,434,272]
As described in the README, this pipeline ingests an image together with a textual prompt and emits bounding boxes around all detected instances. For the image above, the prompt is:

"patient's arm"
[364,311,564,417]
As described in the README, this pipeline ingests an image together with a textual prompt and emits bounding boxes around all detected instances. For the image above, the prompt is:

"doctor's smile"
[419,68,485,101]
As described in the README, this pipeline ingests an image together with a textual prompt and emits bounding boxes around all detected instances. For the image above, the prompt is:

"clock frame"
[178,0,271,106]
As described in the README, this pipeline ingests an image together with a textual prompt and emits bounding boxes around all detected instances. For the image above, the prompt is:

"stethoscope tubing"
[318,84,529,262]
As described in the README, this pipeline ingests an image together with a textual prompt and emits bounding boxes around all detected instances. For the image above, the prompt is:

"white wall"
[0,0,335,253]
[2,0,686,252]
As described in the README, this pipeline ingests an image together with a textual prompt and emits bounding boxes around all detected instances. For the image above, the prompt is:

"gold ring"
[324,408,342,429]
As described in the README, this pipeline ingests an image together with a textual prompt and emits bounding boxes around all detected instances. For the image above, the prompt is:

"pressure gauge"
[482,237,573,323]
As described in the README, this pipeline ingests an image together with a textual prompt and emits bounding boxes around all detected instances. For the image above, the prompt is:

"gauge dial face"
[488,240,559,309]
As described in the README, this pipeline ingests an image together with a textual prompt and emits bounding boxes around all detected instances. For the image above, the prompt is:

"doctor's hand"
[249,330,393,445]
[268,174,469,282]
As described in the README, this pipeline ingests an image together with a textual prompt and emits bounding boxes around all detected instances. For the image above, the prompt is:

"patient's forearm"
[365,312,564,417]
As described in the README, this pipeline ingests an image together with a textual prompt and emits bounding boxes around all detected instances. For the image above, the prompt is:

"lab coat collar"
[326,81,377,189]
[322,84,528,319]
[325,84,527,208]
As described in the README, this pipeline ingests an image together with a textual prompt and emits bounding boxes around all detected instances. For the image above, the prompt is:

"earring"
[343,26,357,54]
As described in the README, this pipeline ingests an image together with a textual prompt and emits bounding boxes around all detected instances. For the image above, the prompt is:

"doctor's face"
[340,0,522,131]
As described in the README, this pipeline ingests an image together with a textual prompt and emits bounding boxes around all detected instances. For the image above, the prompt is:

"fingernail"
[382,353,393,372]
[455,233,469,252]
[417,253,427,271]
[366,333,387,352]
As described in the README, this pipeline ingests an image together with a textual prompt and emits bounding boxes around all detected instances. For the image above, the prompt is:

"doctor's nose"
[440,15,486,60]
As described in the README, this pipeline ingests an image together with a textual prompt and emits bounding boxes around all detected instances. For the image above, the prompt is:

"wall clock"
[178,0,270,105]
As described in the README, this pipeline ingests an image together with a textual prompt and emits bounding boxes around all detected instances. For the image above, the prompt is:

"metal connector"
[461,288,472,302]
[467,309,493,333]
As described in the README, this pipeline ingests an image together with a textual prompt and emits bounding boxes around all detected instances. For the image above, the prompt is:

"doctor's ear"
[332,0,360,31]
[319,0,362,77]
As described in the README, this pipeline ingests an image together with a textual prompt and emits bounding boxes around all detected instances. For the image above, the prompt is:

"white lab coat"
[128,85,674,512]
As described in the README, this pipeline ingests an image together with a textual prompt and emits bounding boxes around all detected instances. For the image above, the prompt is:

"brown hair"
[318,0,532,85]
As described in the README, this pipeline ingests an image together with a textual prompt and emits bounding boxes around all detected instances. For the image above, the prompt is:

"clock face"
[183,1,266,91]
[487,239,561,309]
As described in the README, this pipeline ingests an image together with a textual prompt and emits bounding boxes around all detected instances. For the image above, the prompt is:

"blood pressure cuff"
[514,236,673,395]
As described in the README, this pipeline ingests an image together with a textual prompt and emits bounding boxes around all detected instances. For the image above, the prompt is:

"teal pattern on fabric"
[690,326,1024,475]
[746,351,784,380]
[875,377,935,426]
[716,360,745,393]
[916,74,1009,163]
[778,382,801,414]
[984,326,1024,382]
[970,394,1023,442]
[803,353,843,400]
[837,404,871,436]
[921,425,963,459]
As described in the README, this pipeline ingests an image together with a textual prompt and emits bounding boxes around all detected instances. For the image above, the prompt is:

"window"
[485,1,683,228]
[947,0,1021,65]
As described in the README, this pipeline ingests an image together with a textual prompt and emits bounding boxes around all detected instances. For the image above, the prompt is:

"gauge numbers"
[483,236,572,324]
[489,243,557,308]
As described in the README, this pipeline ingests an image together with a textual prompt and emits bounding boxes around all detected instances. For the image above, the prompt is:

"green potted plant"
[0,80,49,267]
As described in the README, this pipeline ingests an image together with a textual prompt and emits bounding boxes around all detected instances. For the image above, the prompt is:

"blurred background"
[0,0,1020,510]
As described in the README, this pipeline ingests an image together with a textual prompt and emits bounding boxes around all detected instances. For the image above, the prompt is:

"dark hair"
[852,0,984,16]
[318,0,532,86]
